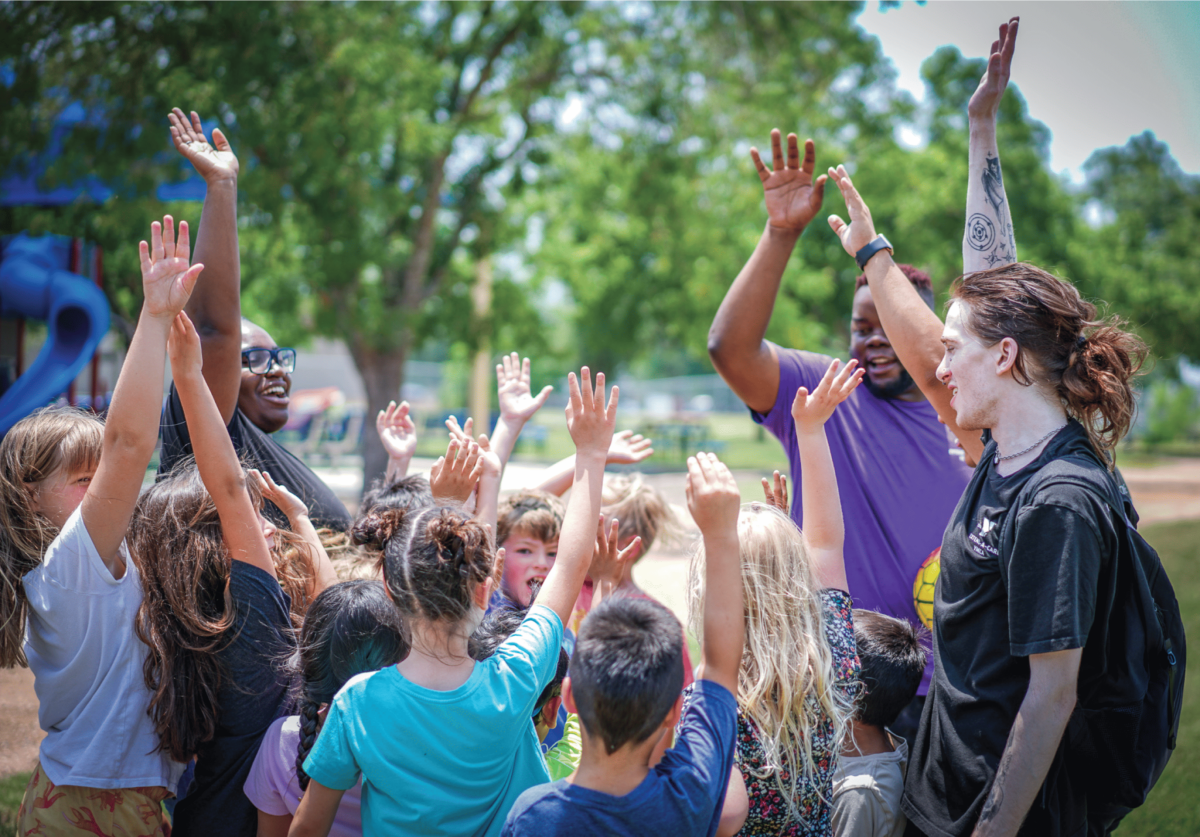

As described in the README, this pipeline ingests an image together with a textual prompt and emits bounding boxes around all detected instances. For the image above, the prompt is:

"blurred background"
[2,2,1200,832]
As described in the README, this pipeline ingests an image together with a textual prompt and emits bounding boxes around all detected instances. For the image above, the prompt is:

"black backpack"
[1006,454,1185,811]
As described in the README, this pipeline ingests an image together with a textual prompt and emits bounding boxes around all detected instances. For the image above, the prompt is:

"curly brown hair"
[951,263,1148,461]
[130,459,316,762]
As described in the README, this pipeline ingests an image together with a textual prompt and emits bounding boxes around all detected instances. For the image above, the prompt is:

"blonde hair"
[0,407,104,668]
[601,473,682,558]
[687,503,854,822]
[320,527,381,581]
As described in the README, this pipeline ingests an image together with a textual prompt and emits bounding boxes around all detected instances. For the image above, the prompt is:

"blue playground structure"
[0,234,111,435]
[0,94,208,434]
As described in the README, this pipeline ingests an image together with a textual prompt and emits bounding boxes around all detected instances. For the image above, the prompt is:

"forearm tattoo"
[970,153,1017,267]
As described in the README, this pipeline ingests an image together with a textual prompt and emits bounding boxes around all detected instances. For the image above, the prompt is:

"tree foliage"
[3,0,1199,484]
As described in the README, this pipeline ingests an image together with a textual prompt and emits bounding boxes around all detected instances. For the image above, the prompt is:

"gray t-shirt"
[832,733,908,837]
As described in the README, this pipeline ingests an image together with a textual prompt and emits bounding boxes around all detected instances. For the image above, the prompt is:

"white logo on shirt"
[969,513,1001,558]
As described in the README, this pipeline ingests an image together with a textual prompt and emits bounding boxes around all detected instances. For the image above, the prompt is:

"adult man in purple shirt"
[707,132,971,738]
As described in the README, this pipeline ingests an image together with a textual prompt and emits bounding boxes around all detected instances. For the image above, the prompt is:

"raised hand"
[685,452,741,541]
[377,400,417,462]
[565,367,618,458]
[429,438,483,504]
[168,108,239,184]
[750,130,828,233]
[761,470,789,515]
[589,514,641,603]
[167,311,203,375]
[791,359,864,434]
[607,429,654,465]
[826,165,880,260]
[445,415,474,445]
[140,216,204,320]
[968,18,1019,121]
[249,468,309,522]
[497,352,553,424]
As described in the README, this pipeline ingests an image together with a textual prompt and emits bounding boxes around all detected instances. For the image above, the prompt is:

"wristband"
[854,234,893,270]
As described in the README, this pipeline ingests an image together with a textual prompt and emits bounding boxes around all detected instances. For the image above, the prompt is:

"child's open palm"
[790,359,863,433]
[497,352,553,424]
[590,515,641,586]
[429,438,483,504]
[376,400,417,461]
[565,367,617,457]
[167,312,203,374]
[141,216,203,320]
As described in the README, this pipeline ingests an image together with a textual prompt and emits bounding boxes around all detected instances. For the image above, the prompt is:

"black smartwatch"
[854,234,893,270]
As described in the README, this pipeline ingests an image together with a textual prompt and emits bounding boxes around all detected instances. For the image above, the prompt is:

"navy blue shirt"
[501,680,738,837]
[172,562,297,837]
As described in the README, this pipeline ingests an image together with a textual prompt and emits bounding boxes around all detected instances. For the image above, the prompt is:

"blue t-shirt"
[304,604,563,837]
[500,680,738,837]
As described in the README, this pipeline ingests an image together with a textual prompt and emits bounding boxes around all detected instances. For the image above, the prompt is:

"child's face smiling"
[499,533,558,607]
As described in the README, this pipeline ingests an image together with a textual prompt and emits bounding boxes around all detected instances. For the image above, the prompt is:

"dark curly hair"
[353,505,495,624]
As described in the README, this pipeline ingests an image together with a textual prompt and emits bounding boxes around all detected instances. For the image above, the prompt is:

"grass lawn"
[2,519,1196,835]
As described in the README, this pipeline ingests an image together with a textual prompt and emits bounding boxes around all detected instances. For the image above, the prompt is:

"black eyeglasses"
[241,347,297,375]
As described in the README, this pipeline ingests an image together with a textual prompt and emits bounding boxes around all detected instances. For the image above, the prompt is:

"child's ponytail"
[291,580,408,790]
[0,408,103,668]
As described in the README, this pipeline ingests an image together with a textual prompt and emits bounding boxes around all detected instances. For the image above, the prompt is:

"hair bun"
[427,510,490,583]
[351,507,407,548]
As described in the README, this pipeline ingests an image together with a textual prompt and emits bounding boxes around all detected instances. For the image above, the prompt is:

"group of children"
[2,217,928,837]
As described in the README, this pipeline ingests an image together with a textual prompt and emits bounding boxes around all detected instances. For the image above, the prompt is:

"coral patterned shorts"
[17,761,171,837]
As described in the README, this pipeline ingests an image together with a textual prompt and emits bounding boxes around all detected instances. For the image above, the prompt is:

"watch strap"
[855,234,893,270]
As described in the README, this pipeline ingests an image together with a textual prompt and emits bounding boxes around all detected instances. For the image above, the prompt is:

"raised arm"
[964,18,1020,274]
[169,313,275,578]
[250,469,338,597]
[708,131,828,414]
[535,368,616,627]
[533,430,653,497]
[791,359,863,592]
[82,217,203,570]
[828,168,987,464]
[487,352,554,473]
[684,452,744,695]
[376,401,417,482]
[168,108,243,422]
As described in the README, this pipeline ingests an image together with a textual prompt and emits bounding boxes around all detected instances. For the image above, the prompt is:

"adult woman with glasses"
[156,108,351,531]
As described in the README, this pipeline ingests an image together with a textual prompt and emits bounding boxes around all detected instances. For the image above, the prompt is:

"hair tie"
[1076,333,1088,349]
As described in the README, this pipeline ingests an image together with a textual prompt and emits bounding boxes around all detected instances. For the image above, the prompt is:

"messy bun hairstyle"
[952,263,1148,461]
[293,580,408,790]
[353,505,495,624]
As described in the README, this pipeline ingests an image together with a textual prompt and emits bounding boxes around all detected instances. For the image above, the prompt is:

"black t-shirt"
[172,561,298,837]
[159,384,352,531]
[902,421,1121,837]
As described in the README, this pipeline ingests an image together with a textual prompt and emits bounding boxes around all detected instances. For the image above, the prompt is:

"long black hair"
[294,580,409,789]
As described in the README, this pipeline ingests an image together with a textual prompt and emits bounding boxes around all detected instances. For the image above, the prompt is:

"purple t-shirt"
[244,715,364,837]
[752,349,972,692]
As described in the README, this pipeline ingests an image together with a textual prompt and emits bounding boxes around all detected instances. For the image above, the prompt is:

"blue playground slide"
[0,233,111,435]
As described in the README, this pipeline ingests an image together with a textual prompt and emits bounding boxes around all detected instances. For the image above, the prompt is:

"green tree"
[1076,131,1200,360]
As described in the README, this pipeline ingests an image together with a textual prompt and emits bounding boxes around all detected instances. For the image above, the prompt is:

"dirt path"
[3,458,1198,779]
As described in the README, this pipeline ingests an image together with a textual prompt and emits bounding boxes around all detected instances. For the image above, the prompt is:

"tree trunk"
[348,337,407,498]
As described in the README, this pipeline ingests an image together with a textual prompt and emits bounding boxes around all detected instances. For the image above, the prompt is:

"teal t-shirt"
[304,604,563,837]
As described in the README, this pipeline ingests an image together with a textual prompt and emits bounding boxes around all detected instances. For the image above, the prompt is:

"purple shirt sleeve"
[749,348,836,441]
